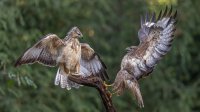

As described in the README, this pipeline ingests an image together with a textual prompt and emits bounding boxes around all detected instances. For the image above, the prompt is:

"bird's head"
[126,46,134,52]
[67,26,83,39]
[126,46,137,52]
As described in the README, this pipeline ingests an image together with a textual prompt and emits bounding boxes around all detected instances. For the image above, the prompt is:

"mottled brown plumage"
[80,43,109,81]
[113,6,177,108]
[15,27,108,90]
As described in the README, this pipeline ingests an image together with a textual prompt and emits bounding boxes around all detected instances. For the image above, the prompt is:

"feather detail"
[80,43,109,80]
[54,68,81,90]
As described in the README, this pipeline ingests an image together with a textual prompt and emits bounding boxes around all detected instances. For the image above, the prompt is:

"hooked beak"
[79,33,83,39]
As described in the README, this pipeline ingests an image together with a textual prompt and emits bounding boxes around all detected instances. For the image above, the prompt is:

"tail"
[113,70,144,108]
[126,78,144,108]
[54,68,81,90]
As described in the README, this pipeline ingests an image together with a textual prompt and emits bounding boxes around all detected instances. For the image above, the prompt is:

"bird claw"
[103,81,112,87]
[103,81,113,90]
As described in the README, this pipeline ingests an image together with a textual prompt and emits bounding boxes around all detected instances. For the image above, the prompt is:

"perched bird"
[113,6,177,108]
[15,26,108,90]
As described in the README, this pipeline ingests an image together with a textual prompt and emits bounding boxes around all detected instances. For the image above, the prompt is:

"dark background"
[0,0,199,112]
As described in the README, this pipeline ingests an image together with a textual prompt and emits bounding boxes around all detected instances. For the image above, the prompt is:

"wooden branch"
[68,75,116,112]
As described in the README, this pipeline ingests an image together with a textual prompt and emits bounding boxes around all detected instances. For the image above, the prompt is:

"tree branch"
[68,75,116,112]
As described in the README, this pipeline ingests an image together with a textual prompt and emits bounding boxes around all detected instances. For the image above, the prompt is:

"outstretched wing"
[80,43,109,81]
[137,6,177,67]
[15,34,65,67]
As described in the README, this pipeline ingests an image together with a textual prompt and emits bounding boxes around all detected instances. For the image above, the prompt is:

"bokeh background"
[0,0,199,112]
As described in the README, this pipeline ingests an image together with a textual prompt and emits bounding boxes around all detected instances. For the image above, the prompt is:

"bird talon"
[103,81,112,90]
[103,81,112,87]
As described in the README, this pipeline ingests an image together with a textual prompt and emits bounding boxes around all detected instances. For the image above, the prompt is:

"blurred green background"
[0,0,200,112]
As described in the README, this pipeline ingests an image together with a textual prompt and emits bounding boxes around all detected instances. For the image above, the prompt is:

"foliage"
[0,0,200,111]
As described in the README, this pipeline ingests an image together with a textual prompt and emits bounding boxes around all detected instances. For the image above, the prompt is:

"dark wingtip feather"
[168,5,173,16]
[94,52,109,80]
[14,62,20,67]
[145,12,149,22]
[14,56,23,67]
[174,20,178,25]
[101,69,109,81]
[162,6,168,17]
[173,10,177,19]
[151,12,156,22]
[166,17,172,27]
[140,15,144,27]
[172,28,176,32]
[157,9,162,21]
[95,53,107,69]
[104,70,109,80]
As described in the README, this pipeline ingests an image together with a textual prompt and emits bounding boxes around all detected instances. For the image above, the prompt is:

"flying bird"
[112,6,177,108]
[15,26,108,90]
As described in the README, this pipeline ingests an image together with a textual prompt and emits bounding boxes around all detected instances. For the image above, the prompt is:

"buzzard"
[15,27,108,90]
[112,6,177,107]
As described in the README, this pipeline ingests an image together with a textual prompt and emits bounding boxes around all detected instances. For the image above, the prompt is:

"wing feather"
[15,34,65,67]
[137,6,177,68]
[80,43,109,80]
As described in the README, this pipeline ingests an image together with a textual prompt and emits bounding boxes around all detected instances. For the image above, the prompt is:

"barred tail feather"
[126,79,144,108]
[54,68,61,85]
[113,70,144,108]
[54,68,81,90]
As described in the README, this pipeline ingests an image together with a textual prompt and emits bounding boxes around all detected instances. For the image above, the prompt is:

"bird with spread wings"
[112,6,177,108]
[15,26,108,90]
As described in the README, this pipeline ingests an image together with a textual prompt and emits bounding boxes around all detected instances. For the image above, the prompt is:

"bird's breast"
[58,40,81,66]
[121,54,154,79]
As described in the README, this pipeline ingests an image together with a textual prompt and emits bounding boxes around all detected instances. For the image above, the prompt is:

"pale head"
[126,46,135,52]
[67,26,83,38]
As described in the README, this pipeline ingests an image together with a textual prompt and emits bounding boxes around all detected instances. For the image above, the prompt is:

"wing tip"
[94,52,109,80]
[156,5,177,21]
[14,56,23,67]
[14,62,20,67]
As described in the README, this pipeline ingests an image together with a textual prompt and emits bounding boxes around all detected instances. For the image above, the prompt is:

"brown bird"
[113,6,177,108]
[15,26,108,90]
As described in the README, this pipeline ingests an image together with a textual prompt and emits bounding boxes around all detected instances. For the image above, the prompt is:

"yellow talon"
[103,81,112,87]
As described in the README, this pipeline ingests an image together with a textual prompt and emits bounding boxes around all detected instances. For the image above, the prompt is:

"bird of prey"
[112,6,177,108]
[15,26,108,90]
